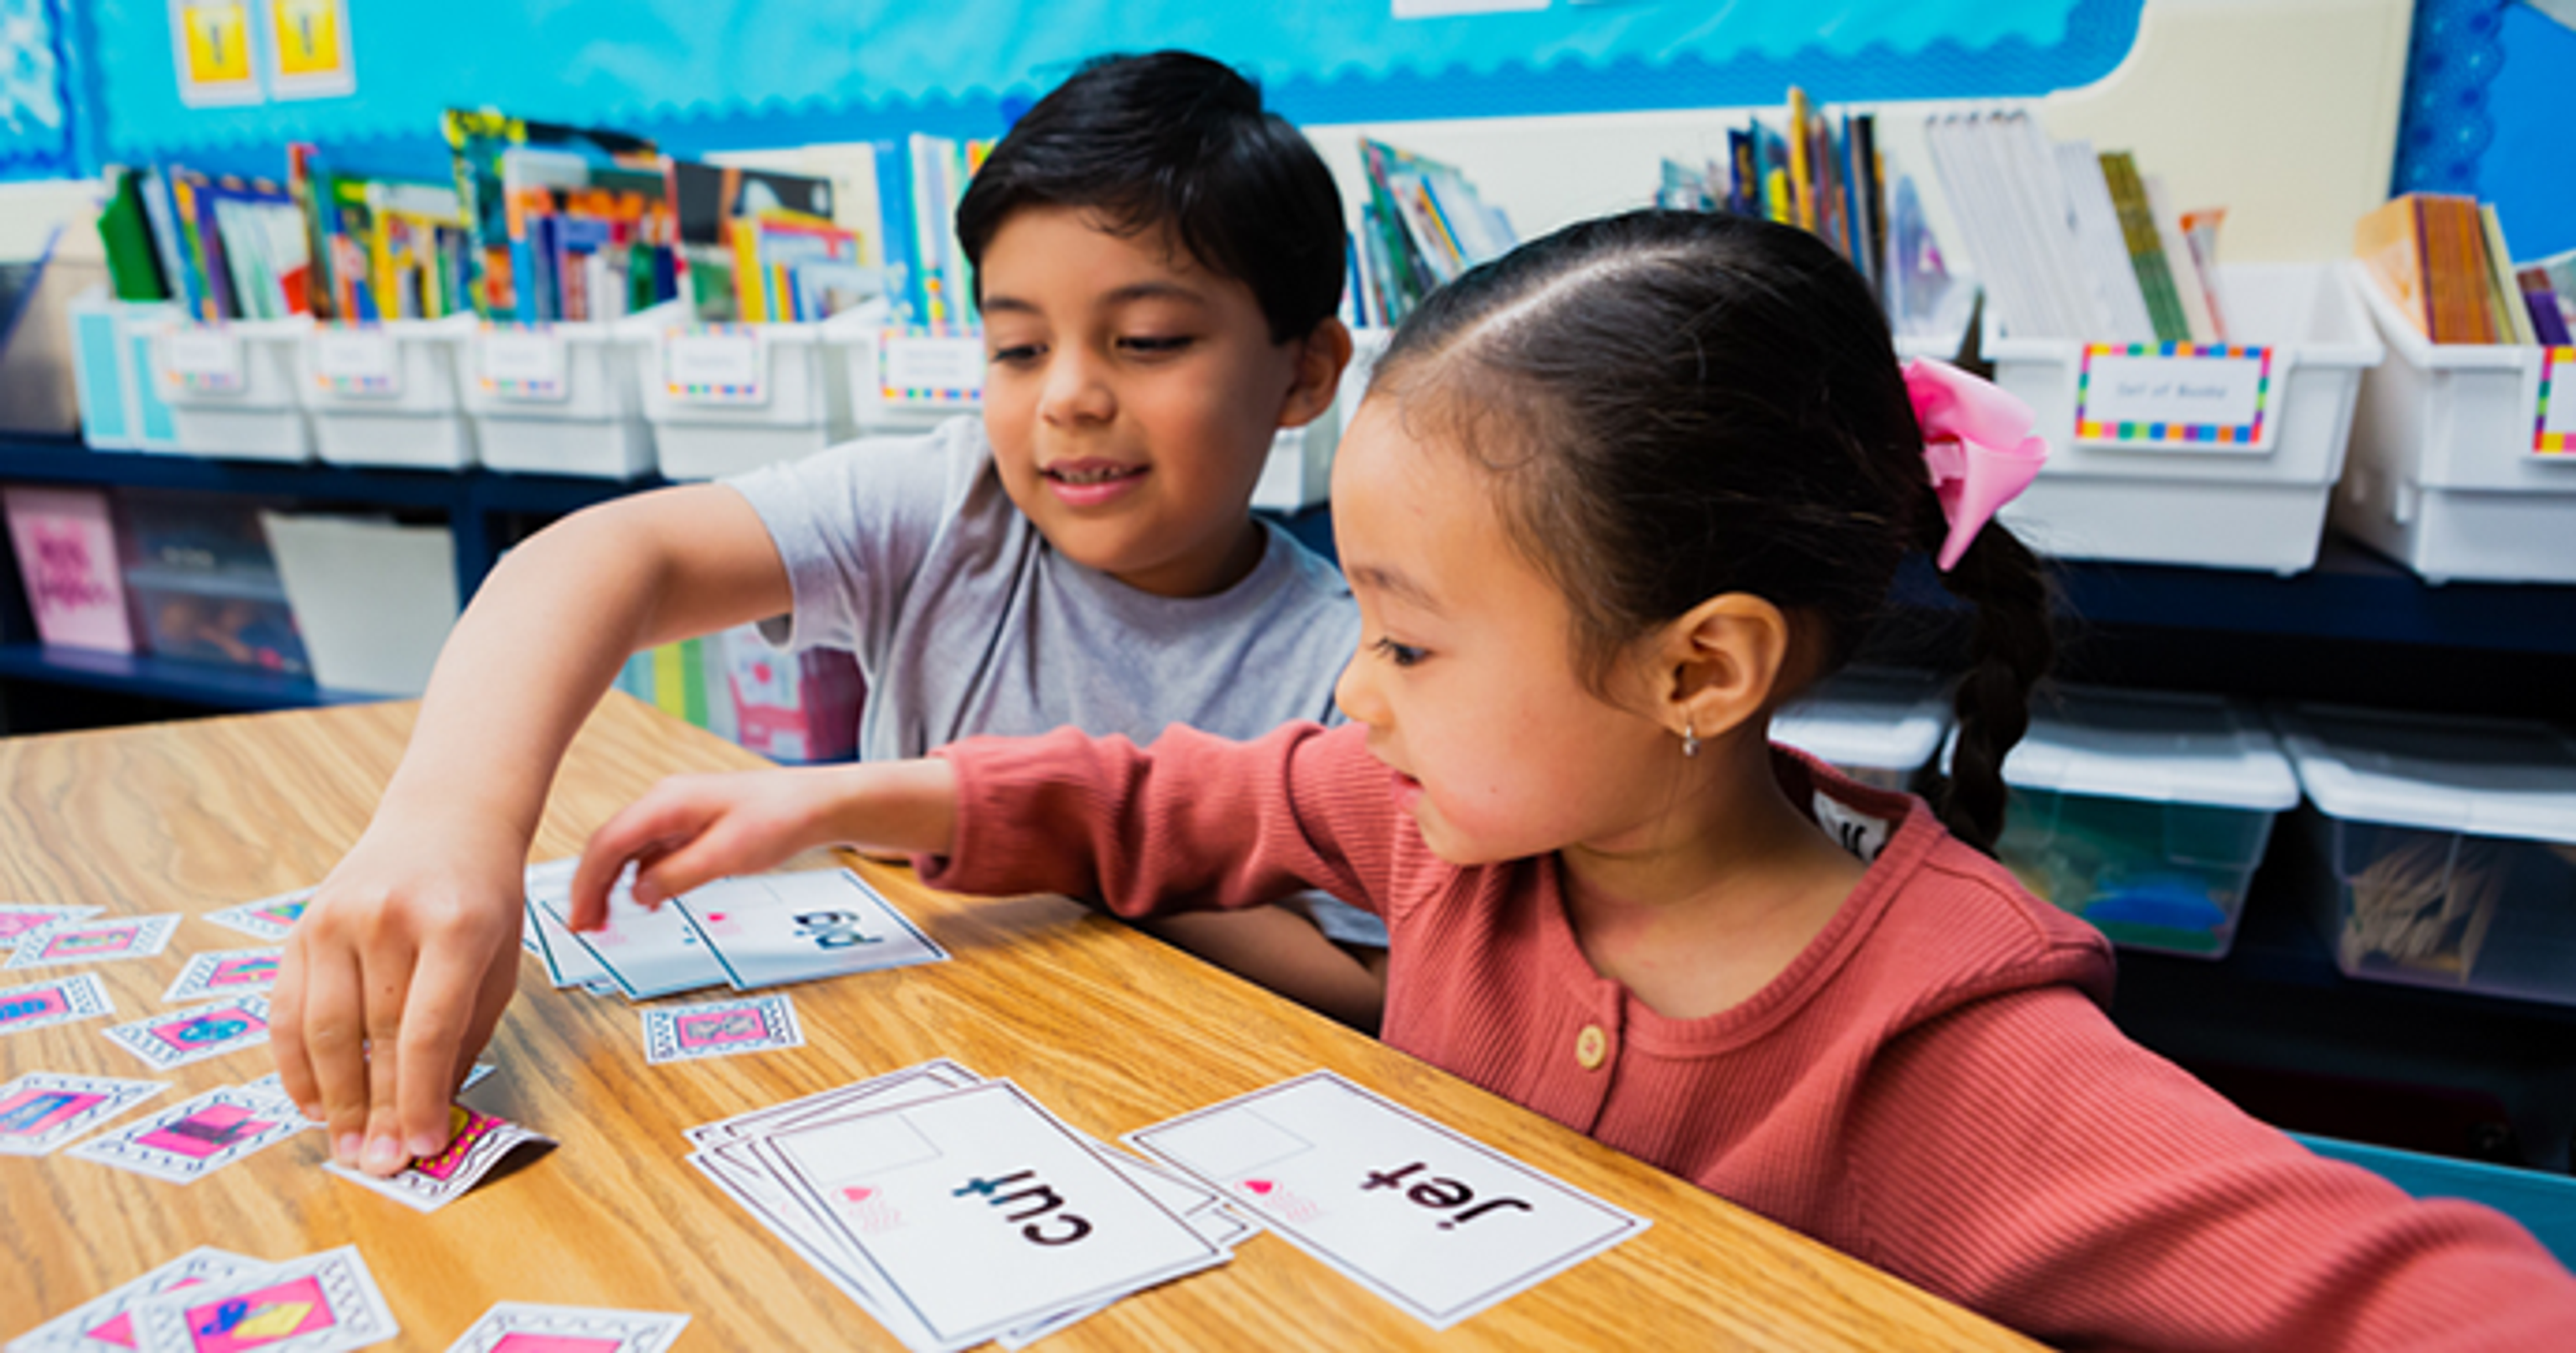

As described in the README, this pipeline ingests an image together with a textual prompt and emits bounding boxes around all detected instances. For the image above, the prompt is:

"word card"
[0,903,103,942]
[200,887,315,943]
[642,993,804,1064]
[0,972,113,1038]
[0,1070,168,1156]
[126,1246,398,1353]
[7,1246,269,1352]
[1127,1070,1648,1330]
[670,868,948,991]
[162,946,284,1003]
[3,914,182,970]
[324,1103,555,1213]
[539,865,728,1000]
[66,1084,313,1184]
[440,1302,690,1353]
[101,995,272,1070]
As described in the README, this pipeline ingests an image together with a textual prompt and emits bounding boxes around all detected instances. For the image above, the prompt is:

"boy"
[273,51,1384,1179]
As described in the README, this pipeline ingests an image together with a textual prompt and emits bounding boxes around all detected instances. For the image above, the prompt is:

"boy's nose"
[1038,350,1115,426]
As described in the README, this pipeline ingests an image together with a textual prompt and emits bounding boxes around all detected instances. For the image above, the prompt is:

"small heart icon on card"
[842,1186,875,1203]
[1242,1179,1275,1195]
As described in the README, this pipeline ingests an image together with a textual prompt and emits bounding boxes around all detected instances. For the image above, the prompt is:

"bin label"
[312,326,400,397]
[160,326,245,394]
[878,331,984,408]
[2535,347,2576,457]
[664,327,769,406]
[479,326,569,402]
[2074,343,2274,453]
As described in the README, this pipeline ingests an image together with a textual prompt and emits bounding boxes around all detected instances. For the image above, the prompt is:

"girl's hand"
[570,761,961,928]
[271,810,527,1179]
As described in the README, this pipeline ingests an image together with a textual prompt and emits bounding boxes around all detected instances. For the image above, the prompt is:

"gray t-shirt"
[726,416,1385,945]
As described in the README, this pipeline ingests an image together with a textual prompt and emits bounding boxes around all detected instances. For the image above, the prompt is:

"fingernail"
[335,1132,362,1165]
[297,1102,321,1124]
[408,1132,443,1158]
[362,1135,402,1174]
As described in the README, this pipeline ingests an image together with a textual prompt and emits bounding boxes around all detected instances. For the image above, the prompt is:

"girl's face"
[1330,397,1678,866]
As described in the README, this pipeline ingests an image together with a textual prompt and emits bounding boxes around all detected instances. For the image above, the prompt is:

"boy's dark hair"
[1370,210,2054,854]
[956,50,1345,344]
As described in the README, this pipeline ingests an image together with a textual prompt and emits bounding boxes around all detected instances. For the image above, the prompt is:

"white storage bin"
[299,315,478,469]
[2337,262,2576,584]
[1774,667,1953,792]
[839,310,983,436]
[462,308,673,480]
[2276,704,2576,1008]
[1987,687,2298,958]
[65,286,182,452]
[642,318,858,480]
[1984,262,2385,575]
[152,317,314,462]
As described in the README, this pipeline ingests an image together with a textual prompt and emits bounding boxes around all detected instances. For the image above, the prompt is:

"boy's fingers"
[359,950,414,1177]
[298,946,371,1167]
[268,931,321,1119]
[395,943,483,1160]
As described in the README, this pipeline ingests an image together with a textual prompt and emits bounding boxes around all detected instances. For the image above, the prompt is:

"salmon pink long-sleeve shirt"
[917,721,2576,1350]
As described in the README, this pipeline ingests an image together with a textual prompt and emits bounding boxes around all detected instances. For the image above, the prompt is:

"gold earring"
[1681,719,1700,758]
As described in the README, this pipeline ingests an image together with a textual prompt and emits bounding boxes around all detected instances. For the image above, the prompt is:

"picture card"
[3,914,182,970]
[101,995,273,1070]
[162,946,284,1003]
[5,1246,270,1353]
[0,903,103,942]
[199,887,316,943]
[0,972,113,1038]
[1126,1070,1648,1330]
[0,1070,168,1156]
[642,993,803,1065]
[324,1104,556,1213]
[127,1245,397,1353]
[66,1084,314,1184]
[670,868,948,992]
[756,1079,1227,1350]
[439,1302,690,1353]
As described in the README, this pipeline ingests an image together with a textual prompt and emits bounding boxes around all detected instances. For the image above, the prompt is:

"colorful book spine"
[2096,152,2191,344]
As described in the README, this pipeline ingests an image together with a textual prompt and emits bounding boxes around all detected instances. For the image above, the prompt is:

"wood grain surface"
[0,694,2042,1350]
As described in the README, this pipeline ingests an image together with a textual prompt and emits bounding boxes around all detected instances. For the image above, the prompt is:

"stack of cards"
[684,1060,1252,1350]
[9,1245,397,1353]
[523,861,949,1002]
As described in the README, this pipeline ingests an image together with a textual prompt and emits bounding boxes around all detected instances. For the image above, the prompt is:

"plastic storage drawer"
[1774,667,1953,793]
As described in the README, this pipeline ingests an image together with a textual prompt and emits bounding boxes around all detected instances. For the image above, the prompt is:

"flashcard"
[3,914,182,970]
[756,1080,1227,1350]
[439,1302,689,1353]
[0,972,113,1038]
[200,888,315,943]
[101,996,272,1070]
[65,1085,312,1184]
[0,1071,168,1156]
[5,1246,270,1353]
[162,947,284,1003]
[127,1245,397,1353]
[1126,1070,1648,1330]
[642,993,803,1065]
[522,897,610,992]
[324,1104,556,1213]
[535,867,728,1001]
[671,868,948,992]
[685,1058,983,1148]
[0,903,103,942]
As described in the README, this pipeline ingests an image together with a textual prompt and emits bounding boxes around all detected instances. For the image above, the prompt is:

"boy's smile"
[978,205,1345,598]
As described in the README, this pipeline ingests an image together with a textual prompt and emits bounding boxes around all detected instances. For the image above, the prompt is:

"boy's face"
[979,205,1342,598]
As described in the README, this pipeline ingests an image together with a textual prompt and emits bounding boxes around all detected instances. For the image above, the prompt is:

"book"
[95,168,169,302]
[2054,141,2156,344]
[4,486,135,654]
[2354,194,2434,339]
[2097,151,2193,344]
[2144,174,2217,343]
[2477,205,2534,346]
[2517,267,2573,346]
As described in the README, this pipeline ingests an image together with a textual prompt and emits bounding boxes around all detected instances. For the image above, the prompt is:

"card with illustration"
[1125,1070,1649,1330]
[323,1104,557,1213]
[163,947,285,1003]
[670,868,948,992]
[3,913,182,970]
[127,1245,397,1353]
[535,866,728,1001]
[101,995,272,1070]
[0,972,113,1038]
[685,1058,983,1148]
[641,993,803,1065]
[0,902,102,943]
[5,1246,271,1352]
[0,1070,168,1156]
[200,887,315,943]
[439,1301,690,1353]
[523,895,610,992]
[66,1084,314,1184]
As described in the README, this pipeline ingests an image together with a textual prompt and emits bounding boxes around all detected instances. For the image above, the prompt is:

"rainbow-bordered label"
[2535,347,2575,456]
[662,324,768,406]
[2075,342,2273,450]
[876,328,984,409]
[477,323,569,402]
[311,325,402,398]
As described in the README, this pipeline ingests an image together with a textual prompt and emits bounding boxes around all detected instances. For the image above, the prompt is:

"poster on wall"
[168,0,262,107]
[263,0,356,101]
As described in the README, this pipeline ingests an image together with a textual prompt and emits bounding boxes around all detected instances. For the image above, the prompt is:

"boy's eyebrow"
[982,281,1211,316]
[1347,564,1446,615]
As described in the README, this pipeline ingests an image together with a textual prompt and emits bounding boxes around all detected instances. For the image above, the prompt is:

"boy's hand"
[569,769,839,928]
[271,812,526,1179]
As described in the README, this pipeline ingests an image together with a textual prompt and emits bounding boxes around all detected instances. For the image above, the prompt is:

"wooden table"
[1,695,2041,1350]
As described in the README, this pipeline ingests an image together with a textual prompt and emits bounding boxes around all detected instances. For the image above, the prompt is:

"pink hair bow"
[1903,357,2049,572]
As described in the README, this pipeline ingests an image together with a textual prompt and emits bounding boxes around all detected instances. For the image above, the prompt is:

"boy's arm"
[272,484,792,1178]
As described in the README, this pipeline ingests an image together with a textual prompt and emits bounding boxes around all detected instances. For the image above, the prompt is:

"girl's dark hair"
[956,50,1345,344]
[1371,210,2052,853]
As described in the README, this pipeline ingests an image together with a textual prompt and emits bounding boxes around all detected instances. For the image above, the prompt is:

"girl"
[572,211,2575,1348]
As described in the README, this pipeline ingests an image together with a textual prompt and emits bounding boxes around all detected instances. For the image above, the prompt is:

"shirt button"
[1575,1024,1608,1070]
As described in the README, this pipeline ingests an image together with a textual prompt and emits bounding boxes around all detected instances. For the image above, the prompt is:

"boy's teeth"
[1053,465,1135,485]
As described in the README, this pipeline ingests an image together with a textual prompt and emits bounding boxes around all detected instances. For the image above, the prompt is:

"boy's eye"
[1119,334,1195,355]
[1373,637,1427,668]
[988,343,1043,365]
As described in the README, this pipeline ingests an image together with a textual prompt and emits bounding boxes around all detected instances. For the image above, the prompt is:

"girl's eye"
[1373,637,1427,668]
[1119,334,1194,355]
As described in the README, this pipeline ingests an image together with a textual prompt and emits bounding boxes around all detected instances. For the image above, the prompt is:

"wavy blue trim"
[2390,0,2505,194]
[0,0,75,180]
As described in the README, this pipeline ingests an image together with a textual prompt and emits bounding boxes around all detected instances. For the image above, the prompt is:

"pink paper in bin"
[724,632,860,764]
[3,486,136,652]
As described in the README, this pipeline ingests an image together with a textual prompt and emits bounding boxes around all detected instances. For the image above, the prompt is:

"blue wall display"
[2392,0,2576,258]
[0,0,73,180]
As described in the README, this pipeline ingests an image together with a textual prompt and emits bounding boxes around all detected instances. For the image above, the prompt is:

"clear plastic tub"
[2276,704,2576,1008]
[152,318,314,462]
[1987,687,2298,957]
[299,316,479,469]
[462,309,672,480]
[1774,667,1953,792]
[642,316,862,480]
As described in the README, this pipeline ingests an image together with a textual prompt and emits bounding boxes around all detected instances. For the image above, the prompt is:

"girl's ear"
[1278,317,1354,430]
[1652,594,1793,744]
